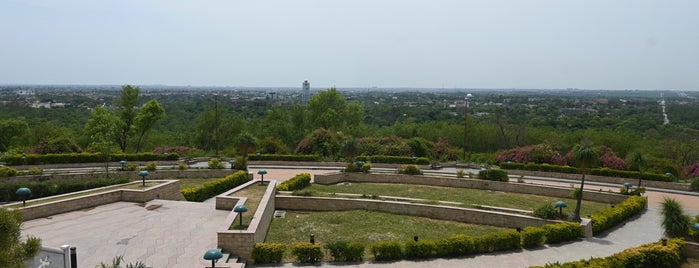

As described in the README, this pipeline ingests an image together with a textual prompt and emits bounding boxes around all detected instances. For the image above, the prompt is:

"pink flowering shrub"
[153,146,193,157]
[684,163,699,179]
[600,155,627,170]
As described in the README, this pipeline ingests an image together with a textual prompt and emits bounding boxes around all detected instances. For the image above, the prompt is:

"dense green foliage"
[396,164,423,175]
[590,195,647,235]
[530,238,684,268]
[252,243,286,263]
[500,162,671,182]
[290,242,324,263]
[477,168,509,181]
[0,208,41,268]
[521,226,546,248]
[276,173,311,191]
[248,154,320,161]
[533,202,558,219]
[370,241,404,261]
[325,241,365,262]
[3,152,178,165]
[180,171,250,202]
[0,178,131,202]
[542,223,582,244]
[661,198,691,238]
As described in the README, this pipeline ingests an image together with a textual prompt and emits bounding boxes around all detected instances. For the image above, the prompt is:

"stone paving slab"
[22,200,230,268]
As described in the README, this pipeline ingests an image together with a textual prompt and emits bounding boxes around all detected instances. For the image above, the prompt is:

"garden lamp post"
[120,160,127,171]
[623,182,633,193]
[16,187,31,206]
[203,249,223,268]
[234,205,248,227]
[257,169,267,185]
[138,170,149,187]
[22,153,26,165]
[412,156,417,163]
[554,201,567,217]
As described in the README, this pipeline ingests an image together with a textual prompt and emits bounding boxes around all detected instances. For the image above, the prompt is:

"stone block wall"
[315,172,627,204]
[121,180,185,202]
[276,196,558,228]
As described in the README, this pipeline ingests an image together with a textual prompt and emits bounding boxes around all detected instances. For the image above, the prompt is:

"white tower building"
[302,80,310,106]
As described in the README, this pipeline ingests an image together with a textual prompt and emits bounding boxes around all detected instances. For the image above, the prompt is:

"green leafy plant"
[207,158,225,169]
[397,165,423,175]
[290,242,324,263]
[145,162,157,171]
[276,173,311,191]
[252,243,286,263]
[96,256,151,268]
[456,170,466,178]
[661,197,690,238]
[477,168,509,181]
[370,241,403,261]
[533,202,557,219]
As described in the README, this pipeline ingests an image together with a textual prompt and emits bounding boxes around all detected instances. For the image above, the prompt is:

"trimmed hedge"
[0,178,131,202]
[542,222,582,244]
[370,240,403,261]
[248,154,320,162]
[472,230,521,253]
[521,226,546,248]
[252,243,286,263]
[3,152,179,166]
[529,238,684,268]
[500,162,671,182]
[396,165,423,175]
[590,195,647,235]
[276,173,311,191]
[365,155,430,165]
[477,168,509,182]
[290,242,324,263]
[180,171,250,202]
[435,234,474,257]
[325,241,365,262]
[0,166,18,177]
[404,240,437,259]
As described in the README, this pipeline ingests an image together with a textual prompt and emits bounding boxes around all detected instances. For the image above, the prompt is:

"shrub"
[122,163,138,171]
[177,161,188,170]
[3,152,178,165]
[292,189,315,196]
[404,240,437,259]
[290,242,323,263]
[477,168,509,181]
[456,170,466,178]
[247,154,320,162]
[692,178,699,192]
[661,197,690,238]
[397,165,423,175]
[472,230,521,253]
[252,243,286,263]
[180,171,251,202]
[521,227,546,248]
[533,202,557,220]
[435,234,474,257]
[276,173,311,191]
[501,162,671,182]
[367,155,429,164]
[233,156,247,170]
[145,162,157,171]
[325,241,365,262]
[360,163,372,173]
[543,223,581,244]
[26,167,44,175]
[590,195,646,235]
[370,241,403,261]
[207,158,225,169]
[0,167,18,177]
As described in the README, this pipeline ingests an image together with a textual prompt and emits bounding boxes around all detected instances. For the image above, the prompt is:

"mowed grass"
[305,183,611,217]
[265,210,507,245]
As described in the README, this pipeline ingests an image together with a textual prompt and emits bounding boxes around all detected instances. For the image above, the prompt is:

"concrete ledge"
[6,180,184,221]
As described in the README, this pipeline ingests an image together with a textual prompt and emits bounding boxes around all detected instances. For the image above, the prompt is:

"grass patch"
[306,183,611,218]
[178,177,224,190]
[228,183,269,229]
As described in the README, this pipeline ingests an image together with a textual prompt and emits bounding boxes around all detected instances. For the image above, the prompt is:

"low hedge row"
[529,238,684,268]
[590,195,647,235]
[3,152,179,166]
[276,173,311,191]
[252,243,286,263]
[253,222,582,264]
[0,178,131,202]
[355,155,430,165]
[180,171,250,202]
[248,154,320,162]
[500,162,671,182]
[477,168,509,182]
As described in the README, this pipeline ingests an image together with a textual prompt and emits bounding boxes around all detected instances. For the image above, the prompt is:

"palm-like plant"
[96,256,151,268]
[571,138,598,222]
[628,151,648,187]
[661,197,690,238]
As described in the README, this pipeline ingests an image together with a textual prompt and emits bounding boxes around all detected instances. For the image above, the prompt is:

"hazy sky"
[1,1,698,90]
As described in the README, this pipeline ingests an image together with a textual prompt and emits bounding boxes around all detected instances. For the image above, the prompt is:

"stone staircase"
[205,251,246,268]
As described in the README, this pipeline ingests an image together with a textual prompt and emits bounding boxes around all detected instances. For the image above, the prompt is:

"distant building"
[302,80,310,105]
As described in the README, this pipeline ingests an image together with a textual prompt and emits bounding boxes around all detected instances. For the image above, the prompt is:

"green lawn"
[228,183,269,229]
[265,210,507,244]
[304,182,611,218]
[178,177,224,190]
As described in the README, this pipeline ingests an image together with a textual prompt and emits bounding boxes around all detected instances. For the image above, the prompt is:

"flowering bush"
[684,163,699,179]
[153,146,193,157]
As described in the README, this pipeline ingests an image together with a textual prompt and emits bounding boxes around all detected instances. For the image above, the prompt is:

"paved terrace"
[20,168,699,267]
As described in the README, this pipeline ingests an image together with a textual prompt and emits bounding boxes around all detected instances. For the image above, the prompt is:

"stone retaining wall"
[10,180,184,221]
[506,169,691,192]
[315,172,628,204]
[217,180,277,263]
[276,196,559,228]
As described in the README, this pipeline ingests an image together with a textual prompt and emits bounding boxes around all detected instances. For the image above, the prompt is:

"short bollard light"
[412,156,417,162]
[554,200,567,216]
[138,170,149,187]
[310,234,315,244]
[203,248,223,268]
[256,152,261,160]
[693,223,699,232]
[623,182,633,193]
[234,205,248,227]
[257,169,268,185]
[229,160,234,170]
[119,160,127,171]
[16,187,31,206]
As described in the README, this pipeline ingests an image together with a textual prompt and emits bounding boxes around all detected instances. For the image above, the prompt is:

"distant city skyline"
[1,1,698,91]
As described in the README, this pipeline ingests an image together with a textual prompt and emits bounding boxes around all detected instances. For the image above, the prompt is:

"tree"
[0,119,29,152]
[308,88,347,130]
[628,151,648,187]
[84,106,119,175]
[661,198,690,238]
[133,99,165,153]
[234,132,259,160]
[571,138,598,222]
[115,85,140,153]
[0,208,41,268]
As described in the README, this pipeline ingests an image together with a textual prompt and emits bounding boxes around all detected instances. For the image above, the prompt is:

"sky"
[1,1,698,90]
